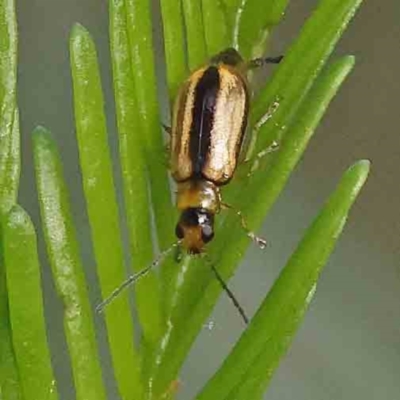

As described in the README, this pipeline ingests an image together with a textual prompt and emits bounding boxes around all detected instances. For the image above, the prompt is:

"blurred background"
[16,0,399,399]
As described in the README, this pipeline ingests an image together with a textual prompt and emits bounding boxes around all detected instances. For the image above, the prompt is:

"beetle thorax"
[175,180,219,253]
[176,179,221,214]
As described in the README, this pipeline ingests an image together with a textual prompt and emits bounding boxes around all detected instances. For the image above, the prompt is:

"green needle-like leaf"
[222,0,241,14]
[4,205,58,400]
[125,0,175,251]
[69,24,143,400]
[159,0,187,100]
[0,0,18,210]
[33,127,106,400]
[151,56,355,396]
[0,111,19,399]
[196,161,370,400]
[236,0,290,58]
[0,272,22,400]
[182,0,208,70]
[0,0,17,174]
[0,1,21,398]
[0,108,19,215]
[202,0,231,56]
[109,0,165,351]
[221,0,241,30]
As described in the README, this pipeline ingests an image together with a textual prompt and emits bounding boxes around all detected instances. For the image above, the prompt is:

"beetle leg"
[257,140,279,156]
[247,140,280,176]
[247,55,283,70]
[221,202,267,249]
[244,98,281,163]
[253,98,281,134]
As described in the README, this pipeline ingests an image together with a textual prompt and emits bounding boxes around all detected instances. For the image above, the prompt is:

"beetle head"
[175,208,215,254]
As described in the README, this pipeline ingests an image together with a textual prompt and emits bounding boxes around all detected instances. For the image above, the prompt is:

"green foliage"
[33,127,107,400]
[3,205,57,400]
[0,0,368,399]
[70,24,144,399]
[0,1,21,398]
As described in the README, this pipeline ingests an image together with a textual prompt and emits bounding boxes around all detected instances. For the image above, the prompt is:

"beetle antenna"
[204,255,249,325]
[96,241,181,313]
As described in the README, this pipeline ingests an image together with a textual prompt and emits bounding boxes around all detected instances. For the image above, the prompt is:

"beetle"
[172,47,282,254]
[97,48,282,320]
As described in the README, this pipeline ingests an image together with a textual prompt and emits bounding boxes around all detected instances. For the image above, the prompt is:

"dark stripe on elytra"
[190,66,220,177]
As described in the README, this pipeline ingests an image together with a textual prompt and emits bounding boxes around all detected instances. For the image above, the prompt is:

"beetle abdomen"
[171,63,249,185]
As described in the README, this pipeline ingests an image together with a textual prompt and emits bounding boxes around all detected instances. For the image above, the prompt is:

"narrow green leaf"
[226,351,267,400]
[166,255,211,323]
[236,0,290,58]
[0,295,22,400]
[0,107,19,215]
[69,24,143,400]
[0,236,22,400]
[251,0,364,154]
[151,56,355,395]
[0,1,21,397]
[125,0,175,251]
[0,115,17,381]
[221,0,241,30]
[197,160,370,400]
[0,0,19,213]
[159,0,187,99]
[109,0,164,350]
[182,0,208,69]
[33,127,106,400]
[202,0,231,56]
[0,0,17,159]
[4,205,58,400]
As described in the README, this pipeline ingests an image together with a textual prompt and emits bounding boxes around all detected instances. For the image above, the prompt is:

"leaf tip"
[32,125,51,140]
[347,54,356,64]
[340,159,371,202]
[70,22,89,38]
[32,125,57,155]
[349,158,371,181]
[4,204,33,233]
[338,54,356,71]
[69,23,94,53]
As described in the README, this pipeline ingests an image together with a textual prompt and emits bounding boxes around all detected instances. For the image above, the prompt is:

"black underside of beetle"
[190,66,220,177]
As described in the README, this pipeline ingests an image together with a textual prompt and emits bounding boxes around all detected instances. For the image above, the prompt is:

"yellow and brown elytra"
[171,48,282,254]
